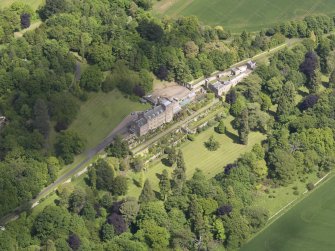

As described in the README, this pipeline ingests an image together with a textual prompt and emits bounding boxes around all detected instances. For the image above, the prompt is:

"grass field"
[154,0,335,32]
[241,175,335,251]
[67,90,149,150]
[127,116,266,197]
[0,0,44,10]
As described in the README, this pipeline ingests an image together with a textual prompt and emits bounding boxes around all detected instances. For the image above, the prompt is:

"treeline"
[1,148,270,250]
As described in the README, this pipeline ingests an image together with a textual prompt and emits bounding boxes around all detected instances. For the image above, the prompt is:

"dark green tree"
[171,150,187,194]
[111,176,128,196]
[94,159,115,191]
[33,99,50,138]
[80,66,104,92]
[139,179,156,203]
[236,109,250,145]
[216,120,226,134]
[54,131,85,164]
[100,223,115,242]
[108,136,129,158]
[159,169,171,200]
[204,135,220,151]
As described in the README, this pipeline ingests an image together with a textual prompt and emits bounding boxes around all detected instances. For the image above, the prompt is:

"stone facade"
[130,100,178,136]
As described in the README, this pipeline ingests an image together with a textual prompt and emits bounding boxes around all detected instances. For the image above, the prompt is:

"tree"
[159,170,171,200]
[87,43,114,71]
[230,96,247,116]
[268,148,298,185]
[226,88,237,104]
[223,212,250,249]
[236,109,249,145]
[68,188,86,214]
[107,213,127,235]
[166,147,177,166]
[135,219,170,249]
[81,202,96,220]
[100,222,115,242]
[183,41,199,58]
[213,218,226,242]
[49,93,80,131]
[329,68,335,88]
[300,51,320,92]
[94,159,115,191]
[33,99,50,138]
[299,94,319,111]
[54,131,85,164]
[216,120,226,134]
[172,150,187,194]
[276,81,296,121]
[139,179,156,203]
[80,66,103,92]
[100,193,113,209]
[68,233,81,251]
[20,13,30,29]
[108,136,129,158]
[33,206,71,241]
[119,199,140,225]
[39,0,67,20]
[204,135,220,151]
[137,20,164,42]
[111,176,128,196]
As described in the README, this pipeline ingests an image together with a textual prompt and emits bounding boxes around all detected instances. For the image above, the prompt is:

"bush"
[187,134,195,141]
[307,182,315,191]
[293,190,299,195]
[204,135,220,151]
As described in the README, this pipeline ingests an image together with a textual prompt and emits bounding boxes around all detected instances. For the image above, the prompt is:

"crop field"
[0,0,44,10]
[241,175,335,251]
[153,0,335,32]
[67,90,149,150]
[127,116,266,197]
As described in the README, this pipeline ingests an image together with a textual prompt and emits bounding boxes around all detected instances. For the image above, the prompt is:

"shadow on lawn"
[225,130,240,144]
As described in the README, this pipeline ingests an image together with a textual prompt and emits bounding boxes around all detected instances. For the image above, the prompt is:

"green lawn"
[153,0,335,32]
[252,173,319,217]
[127,116,266,197]
[0,0,44,10]
[241,175,335,251]
[67,90,149,150]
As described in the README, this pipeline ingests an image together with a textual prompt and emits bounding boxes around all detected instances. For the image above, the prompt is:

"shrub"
[307,182,315,191]
[204,136,220,151]
[187,134,195,141]
[293,190,299,195]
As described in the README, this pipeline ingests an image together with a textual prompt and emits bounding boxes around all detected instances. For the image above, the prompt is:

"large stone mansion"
[130,98,180,136]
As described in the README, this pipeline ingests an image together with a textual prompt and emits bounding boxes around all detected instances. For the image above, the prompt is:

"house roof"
[135,118,147,127]
[144,105,165,120]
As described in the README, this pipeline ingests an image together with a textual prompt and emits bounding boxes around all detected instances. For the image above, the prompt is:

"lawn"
[127,116,266,197]
[0,0,44,10]
[153,0,335,32]
[67,90,150,150]
[241,175,335,251]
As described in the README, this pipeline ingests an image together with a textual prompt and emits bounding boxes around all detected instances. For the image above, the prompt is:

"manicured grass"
[241,175,335,251]
[67,90,150,150]
[153,0,335,32]
[0,0,44,10]
[127,116,266,197]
